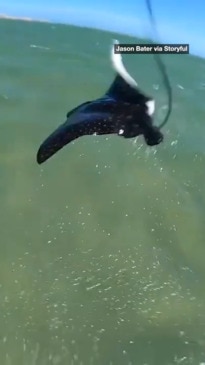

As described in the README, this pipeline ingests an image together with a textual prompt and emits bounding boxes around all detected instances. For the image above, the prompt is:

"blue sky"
[1,0,205,57]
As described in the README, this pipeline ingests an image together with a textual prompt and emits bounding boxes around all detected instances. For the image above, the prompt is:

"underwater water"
[1,19,205,365]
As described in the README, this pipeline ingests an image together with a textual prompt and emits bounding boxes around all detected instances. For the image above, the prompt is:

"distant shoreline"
[0,13,49,23]
[0,13,203,60]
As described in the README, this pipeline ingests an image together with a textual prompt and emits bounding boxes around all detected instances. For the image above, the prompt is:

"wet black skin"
[36,73,163,164]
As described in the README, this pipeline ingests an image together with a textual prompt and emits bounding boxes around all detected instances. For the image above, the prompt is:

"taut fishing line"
[145,0,172,129]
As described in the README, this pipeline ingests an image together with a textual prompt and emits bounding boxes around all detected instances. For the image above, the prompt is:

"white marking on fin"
[118,129,124,135]
[111,39,138,88]
[146,100,155,116]
[177,84,184,90]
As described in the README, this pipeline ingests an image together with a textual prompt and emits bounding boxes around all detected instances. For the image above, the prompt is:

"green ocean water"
[1,18,205,365]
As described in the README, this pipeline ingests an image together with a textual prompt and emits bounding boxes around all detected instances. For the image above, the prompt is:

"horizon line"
[0,12,203,60]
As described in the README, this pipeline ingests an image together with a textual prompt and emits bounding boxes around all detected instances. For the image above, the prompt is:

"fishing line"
[145,0,172,129]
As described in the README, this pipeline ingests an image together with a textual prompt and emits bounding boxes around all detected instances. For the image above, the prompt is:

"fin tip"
[110,39,138,89]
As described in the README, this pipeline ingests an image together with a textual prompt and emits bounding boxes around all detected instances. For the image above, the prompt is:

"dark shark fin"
[106,74,149,104]
[37,123,76,164]
[36,104,115,164]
